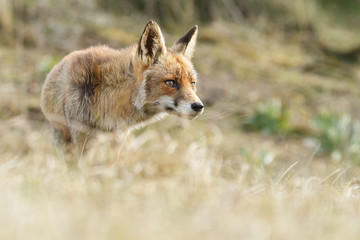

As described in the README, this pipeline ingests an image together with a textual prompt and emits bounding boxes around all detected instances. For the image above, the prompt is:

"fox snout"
[188,101,204,119]
[156,96,204,119]
[177,100,204,119]
[191,102,204,113]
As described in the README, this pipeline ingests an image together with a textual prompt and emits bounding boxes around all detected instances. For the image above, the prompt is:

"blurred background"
[2,0,360,164]
[1,1,360,239]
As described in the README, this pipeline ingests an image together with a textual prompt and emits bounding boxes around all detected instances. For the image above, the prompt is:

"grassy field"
[1,0,360,239]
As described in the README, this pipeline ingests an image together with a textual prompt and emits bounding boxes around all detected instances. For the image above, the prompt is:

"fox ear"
[138,20,167,65]
[171,25,198,59]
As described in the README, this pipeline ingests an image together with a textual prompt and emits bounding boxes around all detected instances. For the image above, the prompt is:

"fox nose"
[191,102,204,112]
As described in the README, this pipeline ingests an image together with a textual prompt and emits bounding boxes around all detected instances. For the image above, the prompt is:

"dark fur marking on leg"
[67,54,102,130]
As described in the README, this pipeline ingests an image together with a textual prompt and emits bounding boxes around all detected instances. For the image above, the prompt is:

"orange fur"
[41,21,204,150]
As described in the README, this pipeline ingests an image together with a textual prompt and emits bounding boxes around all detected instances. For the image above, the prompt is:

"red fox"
[41,20,204,149]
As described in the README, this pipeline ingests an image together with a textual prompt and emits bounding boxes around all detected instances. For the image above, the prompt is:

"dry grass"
[1,115,360,240]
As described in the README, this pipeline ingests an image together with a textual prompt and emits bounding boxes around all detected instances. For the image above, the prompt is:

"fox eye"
[164,80,178,88]
[191,82,196,86]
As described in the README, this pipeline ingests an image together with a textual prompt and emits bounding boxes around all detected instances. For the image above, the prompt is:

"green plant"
[311,111,360,164]
[37,55,61,79]
[242,98,291,135]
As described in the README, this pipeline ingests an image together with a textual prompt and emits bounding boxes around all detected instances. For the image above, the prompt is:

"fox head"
[134,20,204,119]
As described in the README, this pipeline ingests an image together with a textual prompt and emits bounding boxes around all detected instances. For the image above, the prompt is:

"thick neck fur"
[90,45,162,131]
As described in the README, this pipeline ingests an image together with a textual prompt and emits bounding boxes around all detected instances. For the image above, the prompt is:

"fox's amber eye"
[164,80,178,88]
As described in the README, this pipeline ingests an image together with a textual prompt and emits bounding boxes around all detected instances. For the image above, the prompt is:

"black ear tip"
[188,25,198,35]
[146,20,158,27]
[190,25,198,32]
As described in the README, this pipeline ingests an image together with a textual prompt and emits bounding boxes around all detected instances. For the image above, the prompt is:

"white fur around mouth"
[172,110,201,119]
[155,96,203,119]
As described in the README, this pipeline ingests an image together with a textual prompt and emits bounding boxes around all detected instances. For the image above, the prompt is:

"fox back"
[40,21,204,148]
